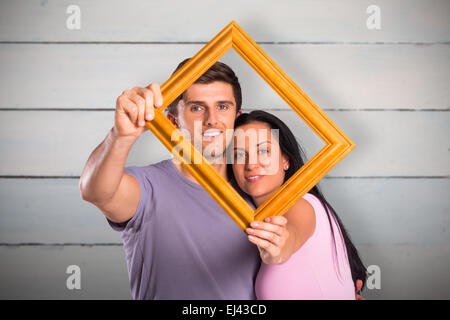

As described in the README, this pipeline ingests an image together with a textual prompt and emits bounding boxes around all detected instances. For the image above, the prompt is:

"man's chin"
[203,151,226,164]
[200,141,228,161]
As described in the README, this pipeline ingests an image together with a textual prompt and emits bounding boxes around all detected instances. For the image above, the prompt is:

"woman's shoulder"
[285,192,322,217]
[285,193,323,217]
[300,193,330,229]
[284,194,317,246]
[285,192,329,246]
[301,192,324,211]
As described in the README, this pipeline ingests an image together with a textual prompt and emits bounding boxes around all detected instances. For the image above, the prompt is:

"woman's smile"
[245,174,264,182]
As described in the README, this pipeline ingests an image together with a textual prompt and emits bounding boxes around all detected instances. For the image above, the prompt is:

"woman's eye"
[235,152,245,159]
[258,149,269,155]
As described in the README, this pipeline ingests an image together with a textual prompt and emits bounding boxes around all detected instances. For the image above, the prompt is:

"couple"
[80,58,366,299]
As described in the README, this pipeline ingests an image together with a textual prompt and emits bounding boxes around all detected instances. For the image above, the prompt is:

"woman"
[228,110,366,300]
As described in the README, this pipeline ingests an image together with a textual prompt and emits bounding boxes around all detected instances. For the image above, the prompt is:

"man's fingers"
[147,82,163,108]
[127,92,146,127]
[356,279,363,291]
[117,90,138,123]
[114,85,161,138]
[355,279,366,300]
[117,94,138,124]
[136,88,154,121]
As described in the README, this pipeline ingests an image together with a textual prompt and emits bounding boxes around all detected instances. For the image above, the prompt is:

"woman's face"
[232,121,290,207]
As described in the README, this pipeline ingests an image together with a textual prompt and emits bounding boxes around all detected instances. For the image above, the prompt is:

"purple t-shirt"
[107,159,261,299]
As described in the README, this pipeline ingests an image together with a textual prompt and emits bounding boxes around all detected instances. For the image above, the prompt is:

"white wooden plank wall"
[0,0,448,299]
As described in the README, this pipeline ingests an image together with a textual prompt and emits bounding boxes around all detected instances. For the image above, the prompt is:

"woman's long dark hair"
[227,110,367,291]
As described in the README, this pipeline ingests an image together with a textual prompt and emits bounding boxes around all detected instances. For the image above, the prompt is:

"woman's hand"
[246,216,295,265]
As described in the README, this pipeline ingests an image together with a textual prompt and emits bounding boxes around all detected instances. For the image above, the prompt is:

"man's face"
[170,81,240,160]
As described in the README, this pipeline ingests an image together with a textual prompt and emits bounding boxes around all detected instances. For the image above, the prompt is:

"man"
[79,59,261,299]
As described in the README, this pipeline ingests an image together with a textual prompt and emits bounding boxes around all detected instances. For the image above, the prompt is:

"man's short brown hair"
[166,58,242,116]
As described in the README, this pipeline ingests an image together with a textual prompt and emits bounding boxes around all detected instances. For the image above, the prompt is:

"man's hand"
[355,279,366,300]
[114,83,163,139]
[246,216,293,265]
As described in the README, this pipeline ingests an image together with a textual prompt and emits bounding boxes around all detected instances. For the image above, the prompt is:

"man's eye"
[218,104,228,110]
[191,106,203,112]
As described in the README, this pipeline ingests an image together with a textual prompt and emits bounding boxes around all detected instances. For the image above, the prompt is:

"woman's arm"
[247,201,366,299]
[246,198,316,264]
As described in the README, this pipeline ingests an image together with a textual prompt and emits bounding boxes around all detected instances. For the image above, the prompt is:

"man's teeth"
[203,131,222,137]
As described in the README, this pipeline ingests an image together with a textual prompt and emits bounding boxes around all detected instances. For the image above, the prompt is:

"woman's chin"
[243,186,273,202]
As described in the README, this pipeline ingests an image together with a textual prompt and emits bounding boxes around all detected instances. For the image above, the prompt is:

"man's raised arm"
[79,83,163,224]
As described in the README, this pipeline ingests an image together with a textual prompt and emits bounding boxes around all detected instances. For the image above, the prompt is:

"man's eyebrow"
[185,100,207,106]
[184,100,235,106]
[217,100,235,106]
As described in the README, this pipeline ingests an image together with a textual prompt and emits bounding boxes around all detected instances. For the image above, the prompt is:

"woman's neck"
[252,193,272,208]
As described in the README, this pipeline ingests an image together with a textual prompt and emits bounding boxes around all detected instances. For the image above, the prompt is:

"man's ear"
[167,112,179,128]
[236,110,242,118]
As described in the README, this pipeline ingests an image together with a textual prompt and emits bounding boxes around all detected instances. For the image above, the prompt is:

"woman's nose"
[245,154,260,170]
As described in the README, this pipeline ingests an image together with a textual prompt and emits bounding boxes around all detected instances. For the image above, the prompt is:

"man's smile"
[202,129,223,141]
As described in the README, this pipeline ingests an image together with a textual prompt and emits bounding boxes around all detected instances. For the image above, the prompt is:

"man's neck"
[171,157,228,185]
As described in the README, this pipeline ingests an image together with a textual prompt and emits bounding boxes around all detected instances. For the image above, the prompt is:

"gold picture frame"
[145,21,355,231]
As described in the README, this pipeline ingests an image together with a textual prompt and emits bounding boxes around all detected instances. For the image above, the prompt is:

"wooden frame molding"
[144,21,356,231]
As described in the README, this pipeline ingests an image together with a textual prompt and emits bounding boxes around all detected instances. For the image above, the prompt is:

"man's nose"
[205,108,218,126]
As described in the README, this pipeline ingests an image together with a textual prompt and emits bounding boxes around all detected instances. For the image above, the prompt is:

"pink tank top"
[254,193,355,300]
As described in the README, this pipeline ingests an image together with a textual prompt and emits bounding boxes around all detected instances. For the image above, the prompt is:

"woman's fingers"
[246,227,282,247]
[249,218,286,236]
[264,216,287,226]
[246,217,291,264]
[247,235,280,258]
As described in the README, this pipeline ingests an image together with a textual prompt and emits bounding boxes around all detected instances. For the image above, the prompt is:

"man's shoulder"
[125,159,173,179]
[125,159,173,176]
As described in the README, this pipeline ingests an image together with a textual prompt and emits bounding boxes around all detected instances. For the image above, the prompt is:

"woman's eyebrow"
[257,141,271,146]
[233,141,271,151]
